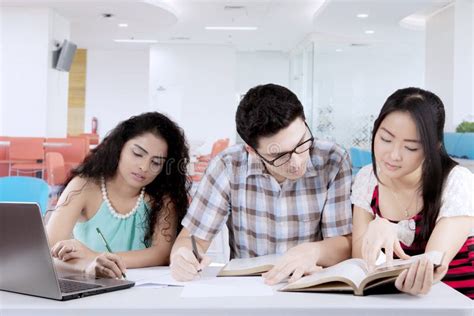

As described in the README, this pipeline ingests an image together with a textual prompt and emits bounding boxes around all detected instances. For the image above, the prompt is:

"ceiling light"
[118,23,128,27]
[365,30,375,34]
[335,49,343,52]
[350,43,370,47]
[170,36,191,41]
[205,26,258,31]
[357,13,369,18]
[224,5,245,10]
[114,39,158,43]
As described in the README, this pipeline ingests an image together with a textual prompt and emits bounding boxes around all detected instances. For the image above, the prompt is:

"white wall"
[85,49,150,138]
[313,44,425,148]
[46,11,70,137]
[236,51,290,97]
[85,46,290,154]
[453,0,474,124]
[149,44,236,153]
[425,1,474,131]
[0,8,3,134]
[1,7,50,136]
[425,5,455,131]
[0,7,69,137]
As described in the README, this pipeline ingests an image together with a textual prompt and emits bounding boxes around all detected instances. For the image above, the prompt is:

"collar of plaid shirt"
[246,149,318,178]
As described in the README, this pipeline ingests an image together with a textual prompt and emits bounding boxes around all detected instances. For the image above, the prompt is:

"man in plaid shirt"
[171,84,352,284]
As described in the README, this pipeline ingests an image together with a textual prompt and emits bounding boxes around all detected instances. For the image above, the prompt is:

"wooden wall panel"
[67,49,87,135]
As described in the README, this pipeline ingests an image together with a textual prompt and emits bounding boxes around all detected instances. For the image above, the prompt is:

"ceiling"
[1,0,453,52]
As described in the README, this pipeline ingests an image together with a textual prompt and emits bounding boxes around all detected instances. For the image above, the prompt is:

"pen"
[190,235,202,272]
[96,227,127,279]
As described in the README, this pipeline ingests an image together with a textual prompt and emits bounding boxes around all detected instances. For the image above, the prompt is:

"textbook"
[280,251,443,296]
[217,254,282,276]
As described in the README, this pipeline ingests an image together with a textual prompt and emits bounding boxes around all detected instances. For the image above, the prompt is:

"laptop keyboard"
[59,279,101,293]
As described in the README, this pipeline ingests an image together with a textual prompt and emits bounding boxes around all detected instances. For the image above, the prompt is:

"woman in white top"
[351,87,473,298]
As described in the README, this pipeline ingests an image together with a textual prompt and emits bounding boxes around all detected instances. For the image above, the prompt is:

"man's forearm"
[315,234,352,267]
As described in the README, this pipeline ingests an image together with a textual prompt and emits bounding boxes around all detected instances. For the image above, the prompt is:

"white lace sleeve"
[437,166,474,221]
[351,165,377,214]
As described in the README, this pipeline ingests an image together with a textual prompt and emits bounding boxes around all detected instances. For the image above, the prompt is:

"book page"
[375,251,443,272]
[285,258,369,289]
[221,254,282,272]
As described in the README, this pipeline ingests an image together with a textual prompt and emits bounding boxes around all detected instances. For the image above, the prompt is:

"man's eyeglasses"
[253,122,314,167]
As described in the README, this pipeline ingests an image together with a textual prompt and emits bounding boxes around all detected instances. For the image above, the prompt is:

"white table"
[0,281,471,316]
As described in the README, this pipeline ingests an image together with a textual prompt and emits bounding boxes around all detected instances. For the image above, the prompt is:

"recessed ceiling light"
[357,13,369,18]
[335,49,343,52]
[114,39,157,43]
[170,36,191,41]
[350,43,370,47]
[224,5,245,10]
[118,23,128,27]
[365,30,375,34]
[205,26,258,31]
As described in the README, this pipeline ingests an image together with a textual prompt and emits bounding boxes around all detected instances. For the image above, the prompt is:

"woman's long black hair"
[62,112,190,246]
[371,87,457,242]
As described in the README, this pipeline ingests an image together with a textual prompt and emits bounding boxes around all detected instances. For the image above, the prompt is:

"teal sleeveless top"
[73,200,148,252]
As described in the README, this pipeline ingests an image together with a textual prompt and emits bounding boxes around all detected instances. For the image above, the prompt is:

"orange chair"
[0,136,10,177]
[45,152,66,186]
[45,136,88,175]
[197,138,230,163]
[45,152,67,208]
[80,133,99,145]
[190,173,203,182]
[9,137,45,177]
[192,138,230,182]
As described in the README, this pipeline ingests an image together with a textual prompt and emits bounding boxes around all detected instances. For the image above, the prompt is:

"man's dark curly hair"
[62,112,190,246]
[236,83,305,148]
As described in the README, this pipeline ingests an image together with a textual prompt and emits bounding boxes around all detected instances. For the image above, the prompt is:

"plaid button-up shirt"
[183,142,352,259]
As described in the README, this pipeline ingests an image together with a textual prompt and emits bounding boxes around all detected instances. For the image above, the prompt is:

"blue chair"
[444,132,461,156]
[444,132,474,159]
[350,147,373,175]
[456,133,474,159]
[0,176,50,214]
[359,149,372,166]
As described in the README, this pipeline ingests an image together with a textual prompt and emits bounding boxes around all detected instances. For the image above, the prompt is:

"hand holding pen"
[191,235,203,272]
[95,227,127,279]
[170,234,212,281]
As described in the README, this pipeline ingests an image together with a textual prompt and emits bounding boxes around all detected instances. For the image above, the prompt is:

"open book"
[280,251,443,296]
[217,254,282,276]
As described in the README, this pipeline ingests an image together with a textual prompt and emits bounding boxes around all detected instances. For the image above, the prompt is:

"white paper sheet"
[180,277,274,298]
[126,267,181,287]
[127,266,275,297]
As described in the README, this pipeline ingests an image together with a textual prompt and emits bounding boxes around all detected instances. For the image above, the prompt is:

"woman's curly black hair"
[62,112,190,246]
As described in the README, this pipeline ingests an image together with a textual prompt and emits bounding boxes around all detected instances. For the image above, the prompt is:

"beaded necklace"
[100,176,144,220]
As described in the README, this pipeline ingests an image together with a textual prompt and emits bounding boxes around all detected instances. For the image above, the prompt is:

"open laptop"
[0,202,135,300]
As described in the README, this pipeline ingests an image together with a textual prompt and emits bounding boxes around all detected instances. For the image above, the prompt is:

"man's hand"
[170,247,211,281]
[262,243,322,285]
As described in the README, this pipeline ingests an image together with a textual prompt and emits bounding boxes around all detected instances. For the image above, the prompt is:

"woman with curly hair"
[46,112,190,278]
